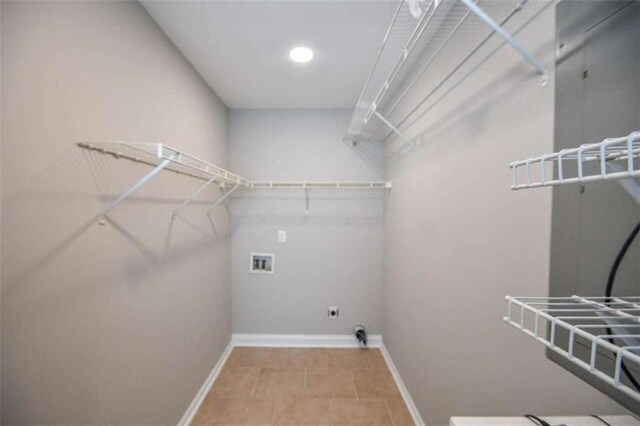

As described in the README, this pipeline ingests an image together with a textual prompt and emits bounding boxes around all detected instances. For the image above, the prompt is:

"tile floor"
[191,347,415,426]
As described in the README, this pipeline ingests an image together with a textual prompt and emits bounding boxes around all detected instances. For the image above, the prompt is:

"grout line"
[235,347,247,366]
[383,399,396,426]
[270,397,276,424]
[249,366,261,398]
[304,367,308,395]
[351,370,360,400]
[216,346,404,425]
[329,399,334,426]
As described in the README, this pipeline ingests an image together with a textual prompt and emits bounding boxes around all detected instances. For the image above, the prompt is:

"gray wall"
[381,3,628,425]
[548,1,640,412]
[1,2,231,424]
[0,1,3,419]
[229,109,385,335]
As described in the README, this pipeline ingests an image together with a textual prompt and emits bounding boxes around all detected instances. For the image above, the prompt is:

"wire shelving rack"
[504,295,640,405]
[78,141,391,222]
[510,131,640,191]
[344,0,549,148]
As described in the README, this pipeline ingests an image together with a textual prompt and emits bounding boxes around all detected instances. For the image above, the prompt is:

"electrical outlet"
[278,230,286,243]
[328,307,339,319]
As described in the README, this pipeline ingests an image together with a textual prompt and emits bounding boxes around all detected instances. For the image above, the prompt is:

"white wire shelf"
[509,131,640,190]
[504,295,640,404]
[78,141,391,221]
[78,141,252,187]
[250,181,392,189]
[344,0,548,147]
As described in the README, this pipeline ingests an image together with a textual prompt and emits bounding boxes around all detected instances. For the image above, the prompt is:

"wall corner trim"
[379,343,426,426]
[177,340,234,426]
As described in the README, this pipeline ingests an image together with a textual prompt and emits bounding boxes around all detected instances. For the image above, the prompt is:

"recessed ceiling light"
[289,46,314,63]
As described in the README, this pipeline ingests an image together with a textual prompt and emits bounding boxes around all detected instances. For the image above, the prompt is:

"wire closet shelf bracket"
[504,295,640,404]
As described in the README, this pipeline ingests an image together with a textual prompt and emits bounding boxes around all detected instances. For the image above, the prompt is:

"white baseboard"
[177,339,234,426]
[232,333,383,348]
[379,343,425,426]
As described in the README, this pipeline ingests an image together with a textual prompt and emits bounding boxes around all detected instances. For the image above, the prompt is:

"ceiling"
[141,0,398,109]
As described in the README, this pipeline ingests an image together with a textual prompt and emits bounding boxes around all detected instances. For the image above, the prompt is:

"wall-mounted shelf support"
[608,162,640,205]
[459,0,548,86]
[97,154,176,225]
[172,176,218,219]
[374,111,415,149]
[206,184,240,215]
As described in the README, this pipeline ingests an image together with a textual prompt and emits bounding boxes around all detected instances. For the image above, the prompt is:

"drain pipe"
[353,325,368,346]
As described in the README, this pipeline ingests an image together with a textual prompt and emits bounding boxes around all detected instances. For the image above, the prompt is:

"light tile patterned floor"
[191,347,414,426]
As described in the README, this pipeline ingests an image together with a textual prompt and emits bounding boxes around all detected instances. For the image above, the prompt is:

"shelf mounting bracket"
[374,111,415,149]
[97,155,177,224]
[459,0,549,86]
[304,187,310,215]
[172,176,218,219]
[206,184,240,215]
[607,162,640,205]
